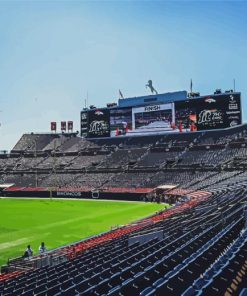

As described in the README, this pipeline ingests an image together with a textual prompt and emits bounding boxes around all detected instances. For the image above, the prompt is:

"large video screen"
[132,103,174,132]
[87,109,110,138]
[81,93,242,137]
[110,108,132,137]
[197,93,241,130]
[175,93,241,131]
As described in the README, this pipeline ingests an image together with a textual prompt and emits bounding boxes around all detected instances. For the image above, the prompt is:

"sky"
[0,0,247,151]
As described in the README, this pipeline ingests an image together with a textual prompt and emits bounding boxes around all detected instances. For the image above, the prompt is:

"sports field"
[0,198,169,267]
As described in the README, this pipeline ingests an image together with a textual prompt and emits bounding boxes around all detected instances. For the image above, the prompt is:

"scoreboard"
[175,93,241,131]
[81,92,242,137]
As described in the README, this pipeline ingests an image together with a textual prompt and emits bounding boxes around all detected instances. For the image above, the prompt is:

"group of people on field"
[23,242,47,258]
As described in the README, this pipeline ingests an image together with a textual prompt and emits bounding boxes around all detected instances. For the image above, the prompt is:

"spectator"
[23,245,33,258]
[39,242,47,255]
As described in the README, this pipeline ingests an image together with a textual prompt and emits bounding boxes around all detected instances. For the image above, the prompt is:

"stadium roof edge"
[81,91,241,111]
[118,90,188,108]
[80,90,188,111]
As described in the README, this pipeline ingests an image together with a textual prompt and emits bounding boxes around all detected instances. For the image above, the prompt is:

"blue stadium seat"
[140,286,156,296]
[239,288,247,296]
[181,286,197,296]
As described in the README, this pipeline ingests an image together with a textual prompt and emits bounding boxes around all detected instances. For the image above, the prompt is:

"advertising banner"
[61,121,66,131]
[196,93,241,130]
[51,122,57,132]
[175,93,241,131]
[80,111,88,137]
[67,121,73,131]
[87,109,110,138]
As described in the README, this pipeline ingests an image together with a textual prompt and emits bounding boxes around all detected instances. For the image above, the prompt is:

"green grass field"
[0,198,169,267]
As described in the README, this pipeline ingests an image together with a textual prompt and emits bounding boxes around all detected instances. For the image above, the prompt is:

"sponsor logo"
[226,111,240,115]
[57,192,82,197]
[229,104,238,110]
[89,120,109,135]
[198,109,223,125]
[81,113,87,120]
[92,191,99,199]
[144,105,161,112]
[228,116,240,120]
[204,97,216,103]
[95,110,104,116]
[228,95,239,110]
[230,120,238,127]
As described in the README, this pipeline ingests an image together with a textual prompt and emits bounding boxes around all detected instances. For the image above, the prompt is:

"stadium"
[0,87,246,296]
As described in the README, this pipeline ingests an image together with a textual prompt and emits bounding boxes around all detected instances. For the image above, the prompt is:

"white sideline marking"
[1,197,168,204]
[0,237,33,250]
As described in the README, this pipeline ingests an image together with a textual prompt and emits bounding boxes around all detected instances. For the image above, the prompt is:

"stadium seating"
[0,124,247,295]
[0,124,246,191]
[0,181,246,295]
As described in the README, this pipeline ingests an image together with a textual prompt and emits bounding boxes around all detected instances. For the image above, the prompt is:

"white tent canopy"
[0,184,14,189]
[156,185,177,190]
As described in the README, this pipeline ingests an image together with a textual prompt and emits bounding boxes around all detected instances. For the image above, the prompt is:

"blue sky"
[0,1,247,150]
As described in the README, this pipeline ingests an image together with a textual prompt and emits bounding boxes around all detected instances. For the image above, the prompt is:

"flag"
[119,89,124,99]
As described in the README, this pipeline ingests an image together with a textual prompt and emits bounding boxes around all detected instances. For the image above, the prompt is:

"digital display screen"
[87,109,110,138]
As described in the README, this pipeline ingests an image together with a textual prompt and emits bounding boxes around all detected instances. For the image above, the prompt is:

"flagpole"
[119,89,124,100]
